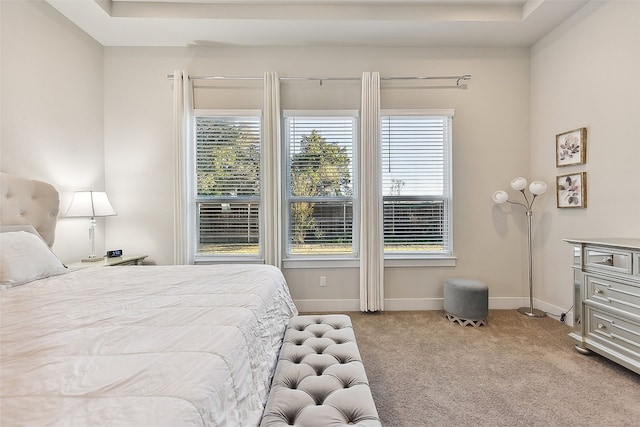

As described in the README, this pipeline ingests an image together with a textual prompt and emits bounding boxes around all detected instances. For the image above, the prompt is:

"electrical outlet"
[320,276,327,287]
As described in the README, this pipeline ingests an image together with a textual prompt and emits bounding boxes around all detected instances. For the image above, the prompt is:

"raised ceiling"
[46,0,589,47]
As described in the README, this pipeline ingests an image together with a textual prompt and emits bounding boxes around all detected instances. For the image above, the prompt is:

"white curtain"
[172,70,195,265]
[263,72,282,268]
[360,72,384,311]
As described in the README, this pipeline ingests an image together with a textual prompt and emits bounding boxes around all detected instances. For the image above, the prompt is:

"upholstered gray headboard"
[0,172,60,247]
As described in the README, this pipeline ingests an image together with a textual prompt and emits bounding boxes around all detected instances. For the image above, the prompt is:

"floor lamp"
[492,177,547,318]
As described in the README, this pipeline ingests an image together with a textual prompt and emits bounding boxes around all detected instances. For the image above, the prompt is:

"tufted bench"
[260,314,381,427]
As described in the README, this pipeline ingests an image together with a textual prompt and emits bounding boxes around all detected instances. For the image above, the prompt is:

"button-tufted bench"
[260,314,381,427]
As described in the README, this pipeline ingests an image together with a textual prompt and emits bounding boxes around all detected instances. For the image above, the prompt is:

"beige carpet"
[339,310,640,427]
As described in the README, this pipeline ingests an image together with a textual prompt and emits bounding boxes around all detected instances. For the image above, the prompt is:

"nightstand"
[67,255,148,271]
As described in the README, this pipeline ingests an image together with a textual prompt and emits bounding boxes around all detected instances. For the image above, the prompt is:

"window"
[381,111,453,256]
[284,111,357,257]
[194,111,262,258]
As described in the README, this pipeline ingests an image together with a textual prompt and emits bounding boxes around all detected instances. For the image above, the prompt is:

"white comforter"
[0,264,298,427]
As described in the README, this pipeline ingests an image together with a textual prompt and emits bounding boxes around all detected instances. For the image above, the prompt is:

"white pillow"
[0,231,67,289]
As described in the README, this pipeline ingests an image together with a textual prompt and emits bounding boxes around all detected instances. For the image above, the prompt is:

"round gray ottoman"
[444,278,488,326]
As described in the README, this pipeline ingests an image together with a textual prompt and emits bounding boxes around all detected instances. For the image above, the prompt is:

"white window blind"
[284,112,357,256]
[195,113,261,257]
[381,112,453,255]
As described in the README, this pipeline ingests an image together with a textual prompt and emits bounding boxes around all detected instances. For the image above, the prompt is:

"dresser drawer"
[586,307,640,363]
[584,247,633,275]
[585,274,640,316]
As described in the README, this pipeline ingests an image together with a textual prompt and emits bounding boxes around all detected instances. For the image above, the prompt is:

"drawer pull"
[594,288,602,294]
[597,323,606,329]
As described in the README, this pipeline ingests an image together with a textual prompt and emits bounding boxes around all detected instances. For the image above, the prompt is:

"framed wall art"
[556,172,587,208]
[556,127,587,167]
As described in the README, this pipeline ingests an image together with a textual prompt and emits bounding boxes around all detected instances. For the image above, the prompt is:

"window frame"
[380,109,456,266]
[189,107,455,268]
[193,109,264,264]
[283,110,360,262]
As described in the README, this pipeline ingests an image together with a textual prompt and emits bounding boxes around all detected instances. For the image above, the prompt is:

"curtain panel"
[263,72,282,268]
[172,70,195,265]
[360,72,384,312]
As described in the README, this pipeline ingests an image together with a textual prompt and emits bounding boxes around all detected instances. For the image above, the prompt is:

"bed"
[0,172,298,426]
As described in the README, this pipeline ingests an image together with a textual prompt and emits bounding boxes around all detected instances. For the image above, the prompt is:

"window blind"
[196,116,261,197]
[381,114,452,254]
[195,115,261,255]
[284,114,357,256]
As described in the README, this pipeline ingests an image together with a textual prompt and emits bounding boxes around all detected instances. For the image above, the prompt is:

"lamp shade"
[510,177,528,191]
[65,191,117,218]
[492,190,509,204]
[529,181,547,196]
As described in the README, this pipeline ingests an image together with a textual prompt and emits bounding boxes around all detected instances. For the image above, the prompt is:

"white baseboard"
[294,297,528,312]
[293,297,573,325]
[294,299,360,313]
[533,299,574,326]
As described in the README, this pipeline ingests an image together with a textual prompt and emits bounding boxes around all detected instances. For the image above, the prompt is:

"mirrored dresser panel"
[564,238,640,375]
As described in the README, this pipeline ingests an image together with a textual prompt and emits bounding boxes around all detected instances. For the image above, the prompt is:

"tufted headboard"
[0,172,60,247]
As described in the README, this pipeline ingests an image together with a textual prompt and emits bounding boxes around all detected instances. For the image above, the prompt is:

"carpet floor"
[341,310,640,427]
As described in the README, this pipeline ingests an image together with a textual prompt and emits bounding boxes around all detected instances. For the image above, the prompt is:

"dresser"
[564,238,640,374]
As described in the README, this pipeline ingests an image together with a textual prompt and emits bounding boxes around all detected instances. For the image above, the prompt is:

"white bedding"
[0,264,298,426]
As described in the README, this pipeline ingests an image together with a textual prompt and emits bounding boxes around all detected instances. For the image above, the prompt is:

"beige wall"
[103,46,532,310]
[9,1,632,315]
[0,0,104,262]
[530,1,640,316]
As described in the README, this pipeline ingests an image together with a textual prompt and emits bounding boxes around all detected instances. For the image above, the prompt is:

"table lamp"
[66,191,117,262]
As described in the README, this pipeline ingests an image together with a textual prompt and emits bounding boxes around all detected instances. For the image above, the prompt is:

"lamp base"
[81,256,105,262]
[517,307,546,318]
